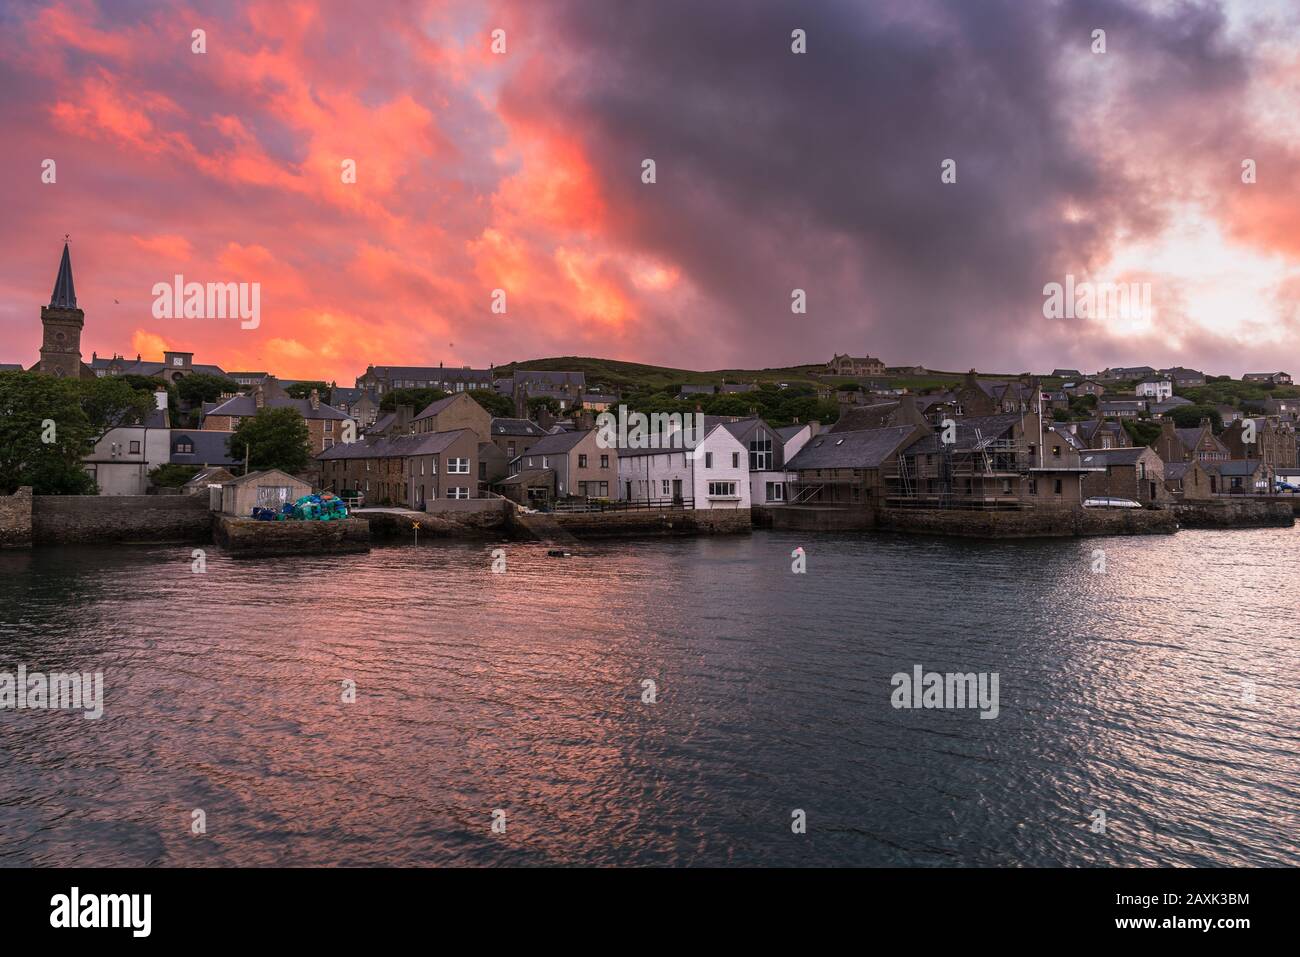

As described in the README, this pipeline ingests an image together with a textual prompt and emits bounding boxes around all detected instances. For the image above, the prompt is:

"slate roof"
[1164,462,1190,480]
[491,417,546,436]
[828,402,913,432]
[206,394,350,420]
[170,430,236,465]
[1079,447,1151,467]
[316,429,470,461]
[413,394,462,420]
[903,414,1022,454]
[515,429,591,456]
[1205,459,1264,476]
[785,426,918,470]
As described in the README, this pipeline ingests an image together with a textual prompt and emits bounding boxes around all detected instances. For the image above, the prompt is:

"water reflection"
[0,529,1296,866]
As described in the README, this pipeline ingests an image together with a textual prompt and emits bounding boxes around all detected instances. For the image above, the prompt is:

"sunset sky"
[1,0,1298,383]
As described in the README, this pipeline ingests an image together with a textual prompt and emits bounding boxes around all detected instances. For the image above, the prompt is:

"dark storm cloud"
[504,0,1255,371]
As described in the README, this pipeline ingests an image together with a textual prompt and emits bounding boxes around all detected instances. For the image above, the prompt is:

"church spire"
[50,240,76,309]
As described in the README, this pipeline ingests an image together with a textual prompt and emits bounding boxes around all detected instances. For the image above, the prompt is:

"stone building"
[203,379,352,454]
[32,242,95,379]
[826,353,887,377]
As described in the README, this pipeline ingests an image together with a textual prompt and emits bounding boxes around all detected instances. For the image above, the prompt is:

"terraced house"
[316,429,480,507]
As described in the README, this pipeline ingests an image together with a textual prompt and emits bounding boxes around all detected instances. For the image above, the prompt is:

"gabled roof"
[171,430,236,465]
[904,414,1023,454]
[206,394,350,420]
[1206,459,1264,476]
[786,426,919,470]
[316,429,471,460]
[1080,447,1152,467]
[413,394,462,420]
[775,424,809,441]
[224,468,304,486]
[517,429,591,456]
[491,417,546,436]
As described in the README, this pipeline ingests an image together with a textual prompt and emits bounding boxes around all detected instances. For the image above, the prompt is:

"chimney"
[309,388,320,411]
[537,406,556,430]
[807,419,821,437]
[395,404,414,431]
[254,385,265,409]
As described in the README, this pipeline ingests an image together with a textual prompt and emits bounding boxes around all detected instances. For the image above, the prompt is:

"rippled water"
[1,528,1297,867]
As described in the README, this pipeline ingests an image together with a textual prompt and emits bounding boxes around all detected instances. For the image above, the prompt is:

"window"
[129,440,141,454]
[705,452,713,468]
[508,442,516,457]
[765,482,784,502]
[448,458,469,474]
[662,479,670,496]
[708,481,737,497]
[479,462,487,480]
[749,435,773,470]
[578,454,588,468]
[324,420,333,432]
[600,454,609,468]
[255,486,292,507]
[1052,444,1062,457]
[431,458,437,473]
[1028,479,1038,495]
[176,440,193,454]
[541,456,549,469]
[732,452,740,468]
[1001,479,1012,494]
[1054,479,1063,495]
[447,487,469,499]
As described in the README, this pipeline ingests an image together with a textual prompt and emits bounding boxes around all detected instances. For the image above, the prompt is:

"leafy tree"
[177,373,240,405]
[148,463,201,488]
[527,395,562,416]
[285,380,330,400]
[1169,404,1223,433]
[78,376,159,437]
[227,407,311,474]
[0,371,97,494]
[1123,418,1162,448]
[380,387,447,412]
[471,389,515,417]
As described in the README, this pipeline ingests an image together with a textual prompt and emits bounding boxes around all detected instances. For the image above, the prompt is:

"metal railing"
[549,497,695,513]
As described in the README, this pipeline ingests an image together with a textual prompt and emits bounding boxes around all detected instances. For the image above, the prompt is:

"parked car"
[1083,496,1142,509]
[1275,480,1299,493]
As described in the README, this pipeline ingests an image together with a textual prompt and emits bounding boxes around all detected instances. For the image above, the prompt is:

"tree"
[285,380,329,400]
[0,371,97,494]
[227,407,311,474]
[471,389,515,418]
[77,376,157,438]
[149,463,201,488]
[177,373,240,405]
[380,387,447,412]
[1169,404,1223,433]
[527,395,562,416]
[1123,418,1162,448]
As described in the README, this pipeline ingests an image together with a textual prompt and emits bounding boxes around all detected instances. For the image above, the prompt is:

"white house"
[1135,376,1173,400]
[82,391,171,495]
[617,423,751,509]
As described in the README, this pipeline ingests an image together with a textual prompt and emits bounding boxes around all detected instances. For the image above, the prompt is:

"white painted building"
[1135,377,1173,400]
[82,391,171,495]
[617,424,751,509]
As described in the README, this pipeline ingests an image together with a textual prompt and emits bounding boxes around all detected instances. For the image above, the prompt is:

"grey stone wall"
[549,507,751,538]
[1173,499,1294,528]
[0,487,33,548]
[876,506,1176,538]
[214,516,371,557]
[32,495,212,545]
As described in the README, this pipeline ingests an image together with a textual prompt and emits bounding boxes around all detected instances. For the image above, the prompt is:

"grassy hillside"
[496,356,1030,395]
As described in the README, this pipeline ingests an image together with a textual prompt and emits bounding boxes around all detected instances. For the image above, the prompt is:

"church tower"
[38,241,85,378]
